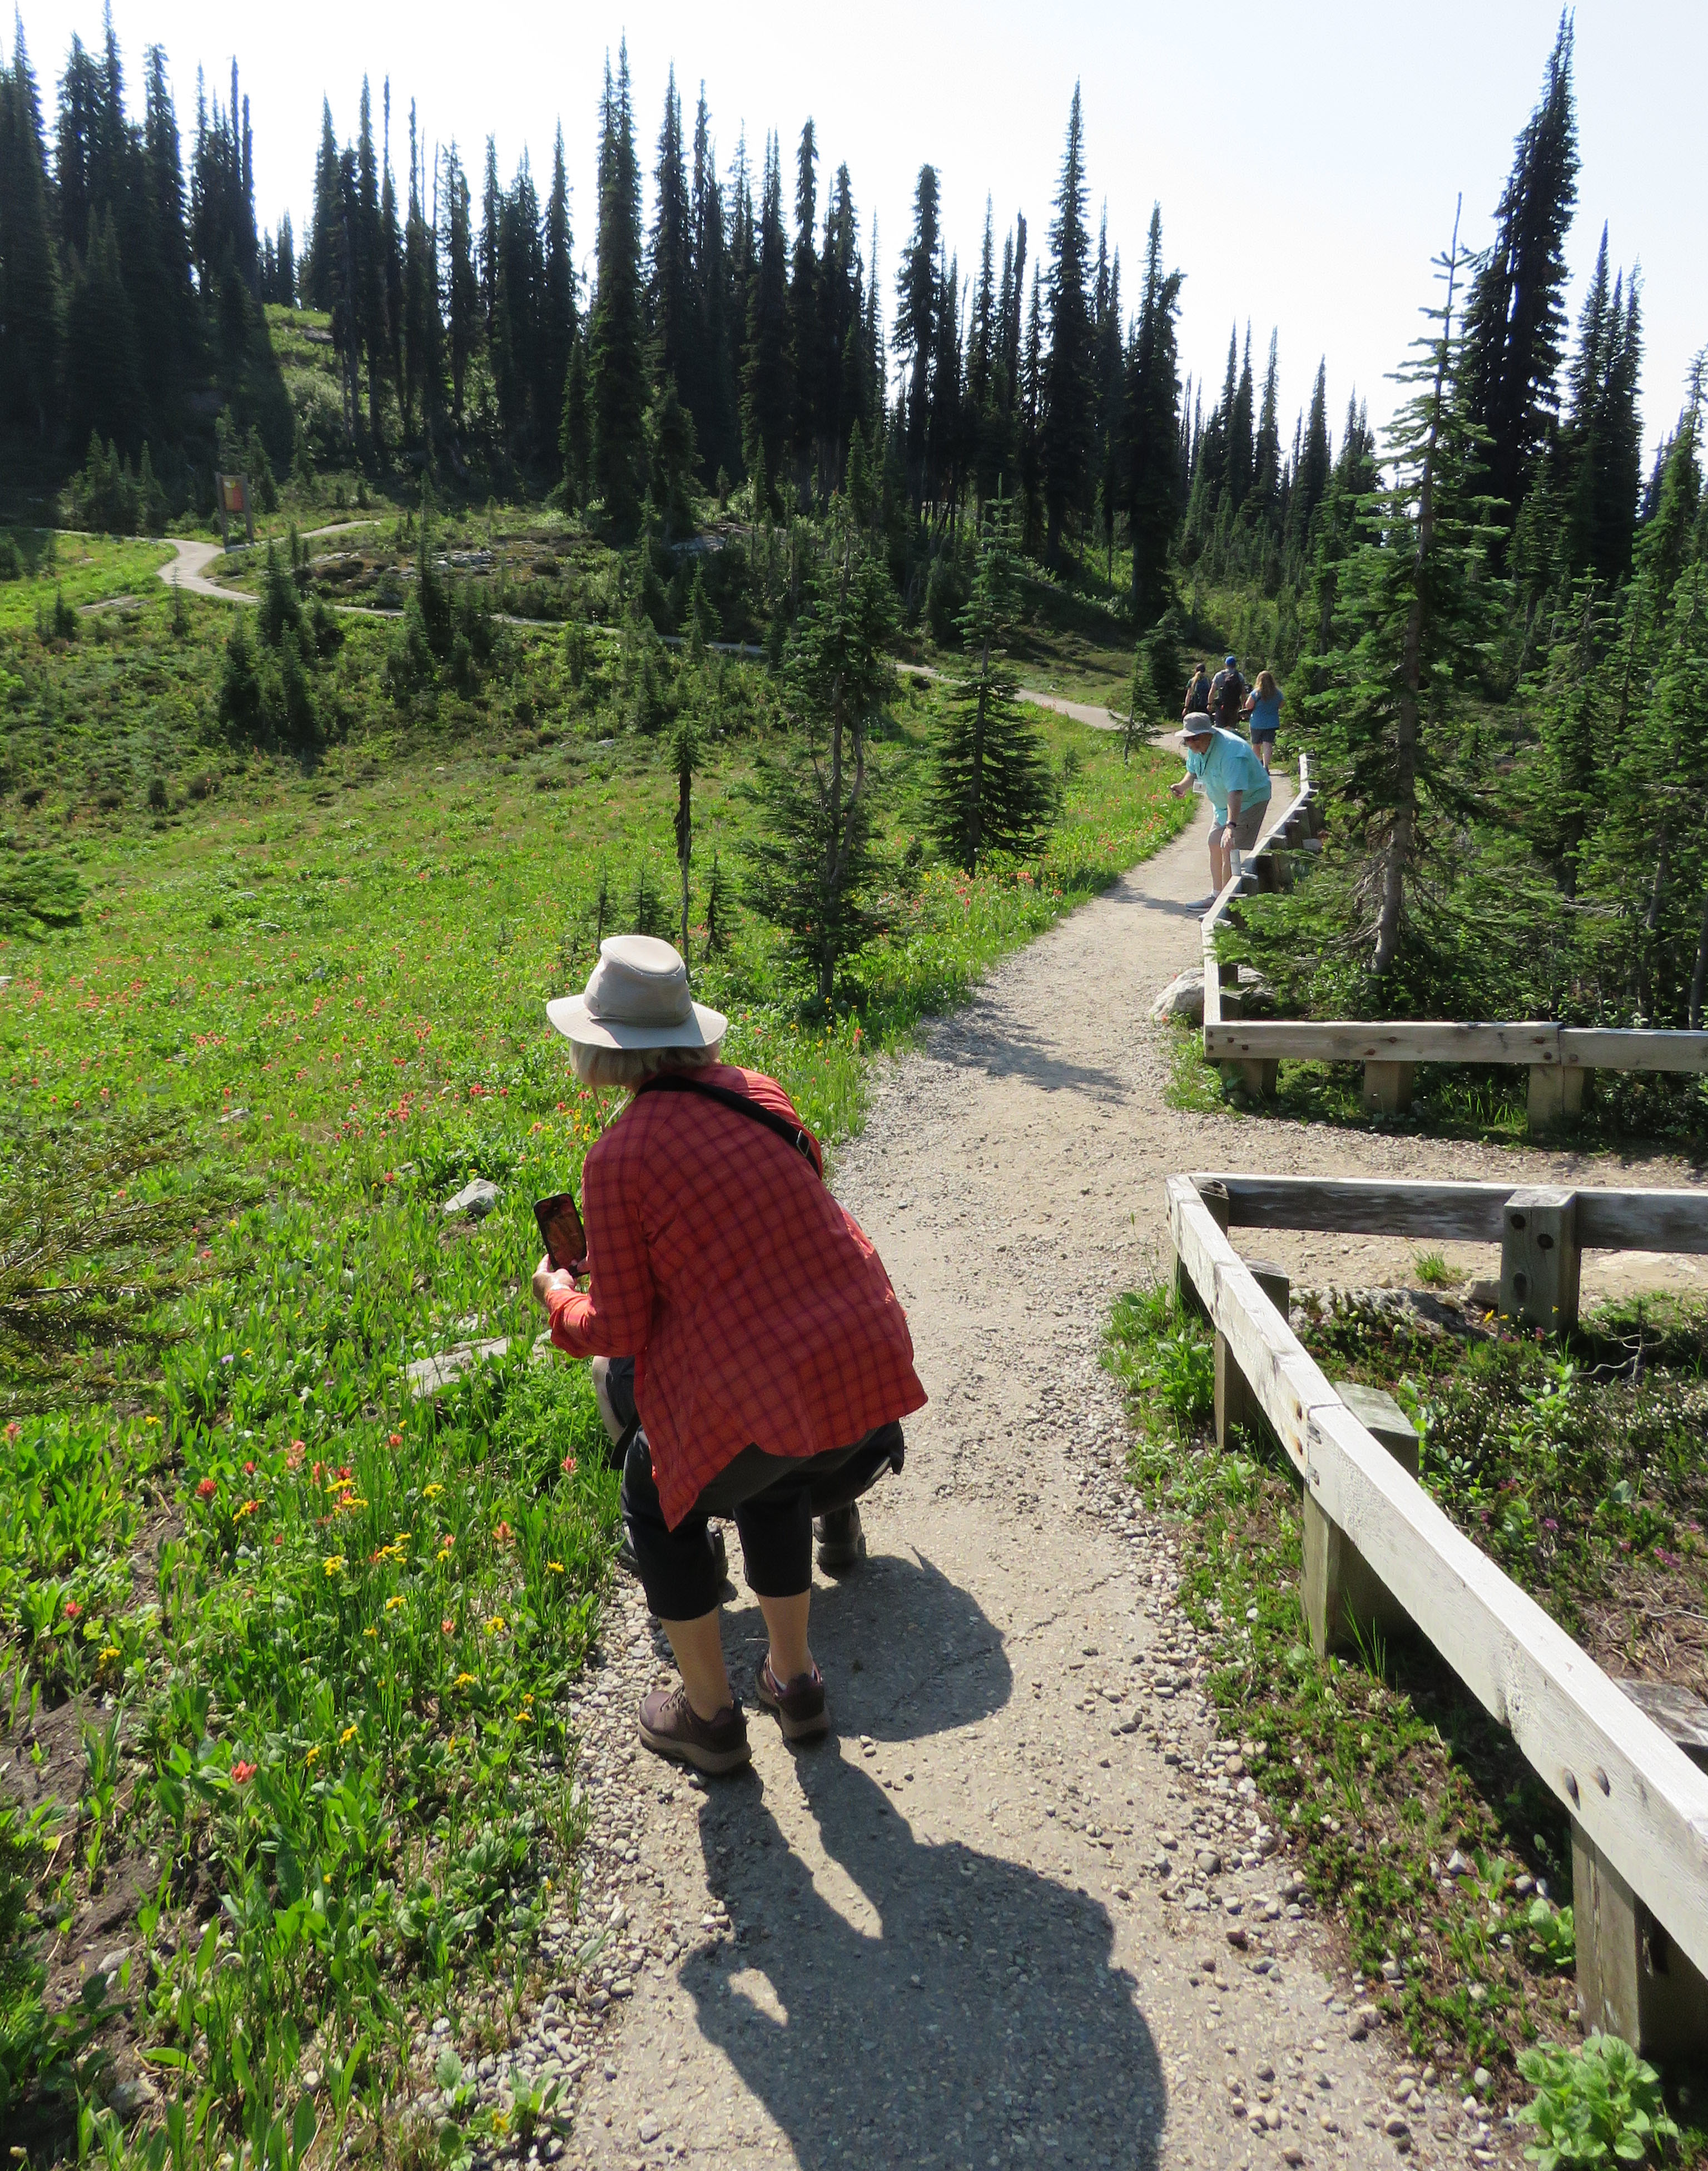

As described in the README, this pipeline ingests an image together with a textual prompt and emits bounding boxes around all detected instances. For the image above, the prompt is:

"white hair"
[568,1038,724,1091]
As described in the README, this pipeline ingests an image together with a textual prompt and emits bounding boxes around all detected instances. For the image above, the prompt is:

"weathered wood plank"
[1304,1397,1708,1984]
[1202,1020,1562,1063]
[1561,1029,1708,1074]
[1190,1173,1513,1243]
[1168,1164,1708,1980]
[1188,1174,1708,1254]
[1575,1191,1708,1255]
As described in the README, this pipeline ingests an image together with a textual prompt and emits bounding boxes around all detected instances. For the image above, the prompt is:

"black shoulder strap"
[635,1072,822,1175]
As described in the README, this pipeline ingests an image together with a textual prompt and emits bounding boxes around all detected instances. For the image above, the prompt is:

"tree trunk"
[1637,826,1669,1024]
[1688,885,1708,1032]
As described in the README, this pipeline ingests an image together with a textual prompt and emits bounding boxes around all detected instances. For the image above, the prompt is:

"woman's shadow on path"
[683,1553,1168,2168]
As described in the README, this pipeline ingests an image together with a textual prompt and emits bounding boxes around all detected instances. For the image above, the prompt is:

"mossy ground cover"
[1105,1279,1708,2148]
[0,571,1189,2160]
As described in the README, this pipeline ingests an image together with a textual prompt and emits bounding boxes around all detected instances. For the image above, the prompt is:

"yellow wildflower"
[484,1615,505,1635]
[454,1672,476,1688]
[363,1627,378,1638]
[99,1645,120,1662]
[339,1724,358,1744]
[323,1555,345,1576]
[423,1483,444,1498]
[305,1744,321,1766]
[547,1560,564,1574]
[385,1595,405,1611]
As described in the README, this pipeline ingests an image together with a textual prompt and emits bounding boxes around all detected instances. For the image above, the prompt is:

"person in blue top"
[1170,718,1273,896]
[1241,668,1283,774]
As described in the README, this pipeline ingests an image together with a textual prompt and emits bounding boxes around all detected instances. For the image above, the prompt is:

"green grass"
[0,582,1191,2160]
[0,533,175,635]
[1106,1279,1708,2142]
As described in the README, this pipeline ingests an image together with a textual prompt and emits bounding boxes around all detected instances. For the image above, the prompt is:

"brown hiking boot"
[815,1503,866,1574]
[637,1687,751,1776]
[754,1655,830,1743]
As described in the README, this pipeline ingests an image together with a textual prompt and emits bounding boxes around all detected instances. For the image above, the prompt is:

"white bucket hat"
[546,934,727,1051]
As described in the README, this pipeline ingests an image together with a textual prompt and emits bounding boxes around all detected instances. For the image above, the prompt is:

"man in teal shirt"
[1170,721,1272,897]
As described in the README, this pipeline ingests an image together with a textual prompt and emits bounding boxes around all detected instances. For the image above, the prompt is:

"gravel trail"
[474,787,1701,2171]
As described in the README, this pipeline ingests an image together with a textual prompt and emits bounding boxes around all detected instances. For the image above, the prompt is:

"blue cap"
[1225,654,1237,667]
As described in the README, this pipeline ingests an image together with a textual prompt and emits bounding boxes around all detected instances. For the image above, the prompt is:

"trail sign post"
[216,472,254,551]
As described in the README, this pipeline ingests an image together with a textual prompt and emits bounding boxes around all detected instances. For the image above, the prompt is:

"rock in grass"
[106,2076,160,2120]
[1150,968,1204,1024]
[408,1337,510,1396]
[443,1178,501,1220]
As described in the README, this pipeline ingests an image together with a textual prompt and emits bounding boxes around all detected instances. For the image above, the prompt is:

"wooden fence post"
[1215,1260,1288,1450]
[1528,1064,1567,1135]
[1500,1188,1581,1335]
[1303,1382,1419,1657]
[1573,1678,1708,2070]
[1361,1061,1415,1117]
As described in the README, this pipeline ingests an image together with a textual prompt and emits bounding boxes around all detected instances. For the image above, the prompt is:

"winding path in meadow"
[546,786,1701,2171]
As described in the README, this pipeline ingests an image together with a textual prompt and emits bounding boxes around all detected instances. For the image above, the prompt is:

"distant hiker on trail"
[1209,655,1248,734]
[1182,661,1212,718]
[1242,668,1283,774]
[1170,718,1273,898]
[533,935,926,1778]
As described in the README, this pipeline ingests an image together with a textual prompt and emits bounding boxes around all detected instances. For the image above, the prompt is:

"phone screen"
[533,1191,586,1273]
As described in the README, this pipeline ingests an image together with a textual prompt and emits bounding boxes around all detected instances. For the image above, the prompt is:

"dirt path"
[509,797,1700,2171]
[155,523,380,603]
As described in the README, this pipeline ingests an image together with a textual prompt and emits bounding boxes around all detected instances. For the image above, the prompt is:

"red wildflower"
[243,1460,256,1476]
[231,1761,257,1785]
[441,1615,455,1634]
[196,1476,217,1499]
[494,1521,514,1547]
[63,1600,82,1620]
[561,1454,577,1476]
[388,1432,403,1449]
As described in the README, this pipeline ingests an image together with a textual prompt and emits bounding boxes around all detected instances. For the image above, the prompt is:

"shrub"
[217,614,262,735]
[1516,2034,1678,2171]
[0,532,21,581]
[146,776,167,811]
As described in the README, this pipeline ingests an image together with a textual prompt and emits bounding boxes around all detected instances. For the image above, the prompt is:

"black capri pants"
[607,1357,905,1619]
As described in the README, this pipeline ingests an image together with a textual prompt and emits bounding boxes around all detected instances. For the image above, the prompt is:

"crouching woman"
[533,935,926,1776]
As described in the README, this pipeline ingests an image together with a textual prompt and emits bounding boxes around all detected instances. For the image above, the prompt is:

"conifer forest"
[1,7,1707,2167]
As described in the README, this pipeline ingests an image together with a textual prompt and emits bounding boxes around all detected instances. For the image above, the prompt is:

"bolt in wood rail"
[1164,1169,1708,2031]
[1196,759,1708,1121]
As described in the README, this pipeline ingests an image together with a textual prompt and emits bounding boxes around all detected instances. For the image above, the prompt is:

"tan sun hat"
[546,934,727,1051]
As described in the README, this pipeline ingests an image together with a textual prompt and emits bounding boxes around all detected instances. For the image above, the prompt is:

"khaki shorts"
[1209,800,1265,853]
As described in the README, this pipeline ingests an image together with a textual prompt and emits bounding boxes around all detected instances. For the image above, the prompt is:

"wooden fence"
[1165,1169,1708,2063]
[1199,762,1708,1127]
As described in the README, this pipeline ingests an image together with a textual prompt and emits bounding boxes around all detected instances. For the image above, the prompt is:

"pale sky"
[18,1,1706,468]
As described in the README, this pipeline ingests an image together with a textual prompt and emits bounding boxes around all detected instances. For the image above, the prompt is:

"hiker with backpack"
[1181,661,1212,719]
[1209,654,1248,734]
[533,935,926,1777]
[1242,668,1284,774]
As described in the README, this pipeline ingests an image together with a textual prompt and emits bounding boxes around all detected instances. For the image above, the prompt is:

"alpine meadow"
[2,8,1707,2171]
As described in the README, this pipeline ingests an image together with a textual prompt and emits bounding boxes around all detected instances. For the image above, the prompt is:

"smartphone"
[533,1191,587,1275]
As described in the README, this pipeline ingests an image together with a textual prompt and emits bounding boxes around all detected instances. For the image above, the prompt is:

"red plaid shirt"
[545,1065,926,1527]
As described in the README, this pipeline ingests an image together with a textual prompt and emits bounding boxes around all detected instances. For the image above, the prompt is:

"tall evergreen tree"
[542,122,576,443]
[588,43,647,529]
[1459,16,1578,525]
[1122,204,1183,623]
[1558,227,1643,588]
[649,72,692,397]
[929,512,1056,869]
[0,23,62,440]
[786,118,820,505]
[743,520,897,1003]
[1284,359,1332,552]
[440,142,479,426]
[1040,85,1094,562]
[895,164,940,504]
[688,85,737,484]
[741,132,790,509]
[1250,328,1282,521]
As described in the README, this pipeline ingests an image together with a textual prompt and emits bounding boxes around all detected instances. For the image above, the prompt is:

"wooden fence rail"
[1198,762,1708,1127]
[1165,1171,1708,2063]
